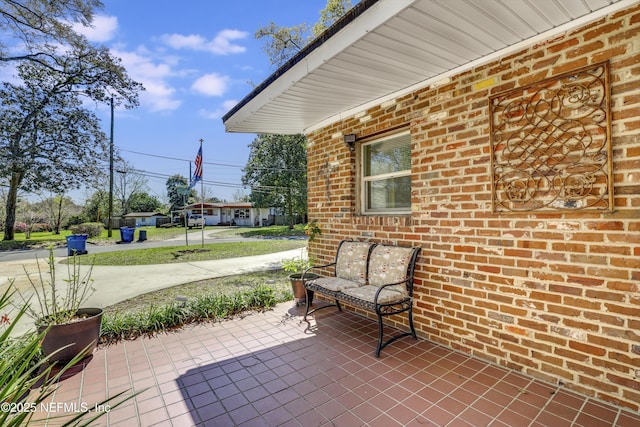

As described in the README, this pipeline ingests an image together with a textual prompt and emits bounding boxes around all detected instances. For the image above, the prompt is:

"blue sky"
[71,1,333,203]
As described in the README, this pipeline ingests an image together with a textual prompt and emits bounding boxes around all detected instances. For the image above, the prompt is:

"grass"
[104,270,292,315]
[221,224,307,238]
[84,240,306,265]
[100,270,293,344]
[0,224,307,251]
[0,226,183,250]
[0,230,71,250]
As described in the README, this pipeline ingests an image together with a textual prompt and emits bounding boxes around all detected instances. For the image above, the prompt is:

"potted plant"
[284,221,323,306]
[1,285,137,426]
[282,254,319,306]
[13,248,102,365]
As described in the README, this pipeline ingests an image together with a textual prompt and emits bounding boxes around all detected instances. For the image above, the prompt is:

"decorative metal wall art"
[489,62,613,213]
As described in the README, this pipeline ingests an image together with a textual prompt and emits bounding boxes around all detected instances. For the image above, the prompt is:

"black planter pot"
[38,308,103,365]
[289,273,318,306]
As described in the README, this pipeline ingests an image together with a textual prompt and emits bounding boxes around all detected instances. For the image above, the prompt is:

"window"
[361,131,412,214]
[234,209,250,219]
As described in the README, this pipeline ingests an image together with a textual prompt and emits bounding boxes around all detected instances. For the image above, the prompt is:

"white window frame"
[234,208,250,219]
[360,131,412,215]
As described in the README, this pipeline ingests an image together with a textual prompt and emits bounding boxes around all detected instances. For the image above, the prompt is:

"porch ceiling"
[222,0,633,135]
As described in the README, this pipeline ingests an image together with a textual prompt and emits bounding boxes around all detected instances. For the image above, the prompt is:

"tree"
[255,22,308,69]
[0,43,142,241]
[232,189,250,202]
[114,160,149,215]
[36,193,79,234]
[166,175,195,214]
[256,0,352,68]
[81,189,109,223]
[0,0,102,66]
[127,192,162,213]
[242,134,307,229]
[198,186,222,204]
[250,0,352,229]
[312,0,353,37]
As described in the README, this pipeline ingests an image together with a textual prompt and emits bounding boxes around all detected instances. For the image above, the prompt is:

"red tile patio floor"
[35,302,640,426]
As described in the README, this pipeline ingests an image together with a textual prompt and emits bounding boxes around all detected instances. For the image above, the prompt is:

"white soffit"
[223,0,635,135]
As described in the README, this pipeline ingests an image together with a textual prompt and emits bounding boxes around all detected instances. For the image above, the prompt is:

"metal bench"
[303,240,421,357]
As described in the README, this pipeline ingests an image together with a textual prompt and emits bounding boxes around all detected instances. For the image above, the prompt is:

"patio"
[40,302,640,426]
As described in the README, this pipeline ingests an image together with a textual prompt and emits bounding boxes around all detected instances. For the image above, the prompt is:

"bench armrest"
[373,278,411,302]
[302,262,336,280]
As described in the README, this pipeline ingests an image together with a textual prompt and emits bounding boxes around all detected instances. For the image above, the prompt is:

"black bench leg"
[303,290,314,320]
[336,299,342,312]
[408,305,417,340]
[375,313,384,358]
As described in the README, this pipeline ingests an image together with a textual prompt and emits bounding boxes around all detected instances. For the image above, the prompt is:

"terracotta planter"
[38,308,103,364]
[289,273,318,306]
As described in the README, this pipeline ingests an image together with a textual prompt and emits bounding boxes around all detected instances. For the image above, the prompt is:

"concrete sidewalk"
[1,247,305,336]
[84,248,304,308]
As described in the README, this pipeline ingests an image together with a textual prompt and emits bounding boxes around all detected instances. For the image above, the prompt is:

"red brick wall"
[306,5,640,411]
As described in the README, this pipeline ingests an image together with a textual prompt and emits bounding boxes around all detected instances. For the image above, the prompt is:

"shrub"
[13,222,27,233]
[31,223,51,232]
[100,284,278,344]
[64,215,85,228]
[69,222,104,238]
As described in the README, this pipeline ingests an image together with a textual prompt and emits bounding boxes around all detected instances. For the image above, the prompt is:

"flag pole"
[199,138,204,248]
[185,161,191,247]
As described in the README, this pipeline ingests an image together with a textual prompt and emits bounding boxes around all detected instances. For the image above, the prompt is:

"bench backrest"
[335,240,376,285]
[368,245,421,296]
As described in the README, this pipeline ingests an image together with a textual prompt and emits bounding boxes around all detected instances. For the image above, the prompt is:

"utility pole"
[108,97,114,238]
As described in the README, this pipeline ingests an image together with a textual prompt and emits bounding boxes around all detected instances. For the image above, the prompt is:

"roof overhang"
[223,0,636,135]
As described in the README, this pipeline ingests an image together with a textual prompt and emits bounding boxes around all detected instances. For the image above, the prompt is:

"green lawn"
[0,224,307,251]
[82,240,307,265]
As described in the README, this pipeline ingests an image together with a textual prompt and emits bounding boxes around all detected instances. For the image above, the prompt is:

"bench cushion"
[335,241,374,285]
[368,245,415,292]
[341,284,408,304]
[307,277,361,292]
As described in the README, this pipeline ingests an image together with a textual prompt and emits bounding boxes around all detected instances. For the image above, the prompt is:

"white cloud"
[199,100,238,119]
[73,15,118,42]
[111,47,182,112]
[210,29,247,54]
[161,29,248,55]
[161,34,206,50]
[192,73,230,97]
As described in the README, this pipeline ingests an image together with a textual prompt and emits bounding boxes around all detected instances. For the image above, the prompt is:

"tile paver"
[32,302,640,426]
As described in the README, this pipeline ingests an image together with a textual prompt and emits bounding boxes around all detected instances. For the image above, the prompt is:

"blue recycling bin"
[120,227,135,243]
[66,234,88,256]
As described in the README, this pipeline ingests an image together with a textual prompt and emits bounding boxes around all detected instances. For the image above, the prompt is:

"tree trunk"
[54,194,63,234]
[3,171,23,241]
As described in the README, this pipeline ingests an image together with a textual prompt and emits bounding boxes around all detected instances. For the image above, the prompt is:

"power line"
[98,165,307,193]
[97,165,248,189]
[117,147,306,172]
[118,148,244,169]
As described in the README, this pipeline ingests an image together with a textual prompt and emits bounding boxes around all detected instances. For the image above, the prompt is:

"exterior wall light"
[344,134,357,152]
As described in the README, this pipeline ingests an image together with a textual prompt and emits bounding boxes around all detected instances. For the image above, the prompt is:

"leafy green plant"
[13,248,96,327]
[282,221,321,274]
[0,287,134,426]
[304,220,322,242]
[100,284,279,344]
[282,256,311,274]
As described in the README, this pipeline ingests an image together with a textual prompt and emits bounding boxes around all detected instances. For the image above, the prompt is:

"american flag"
[189,146,203,188]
